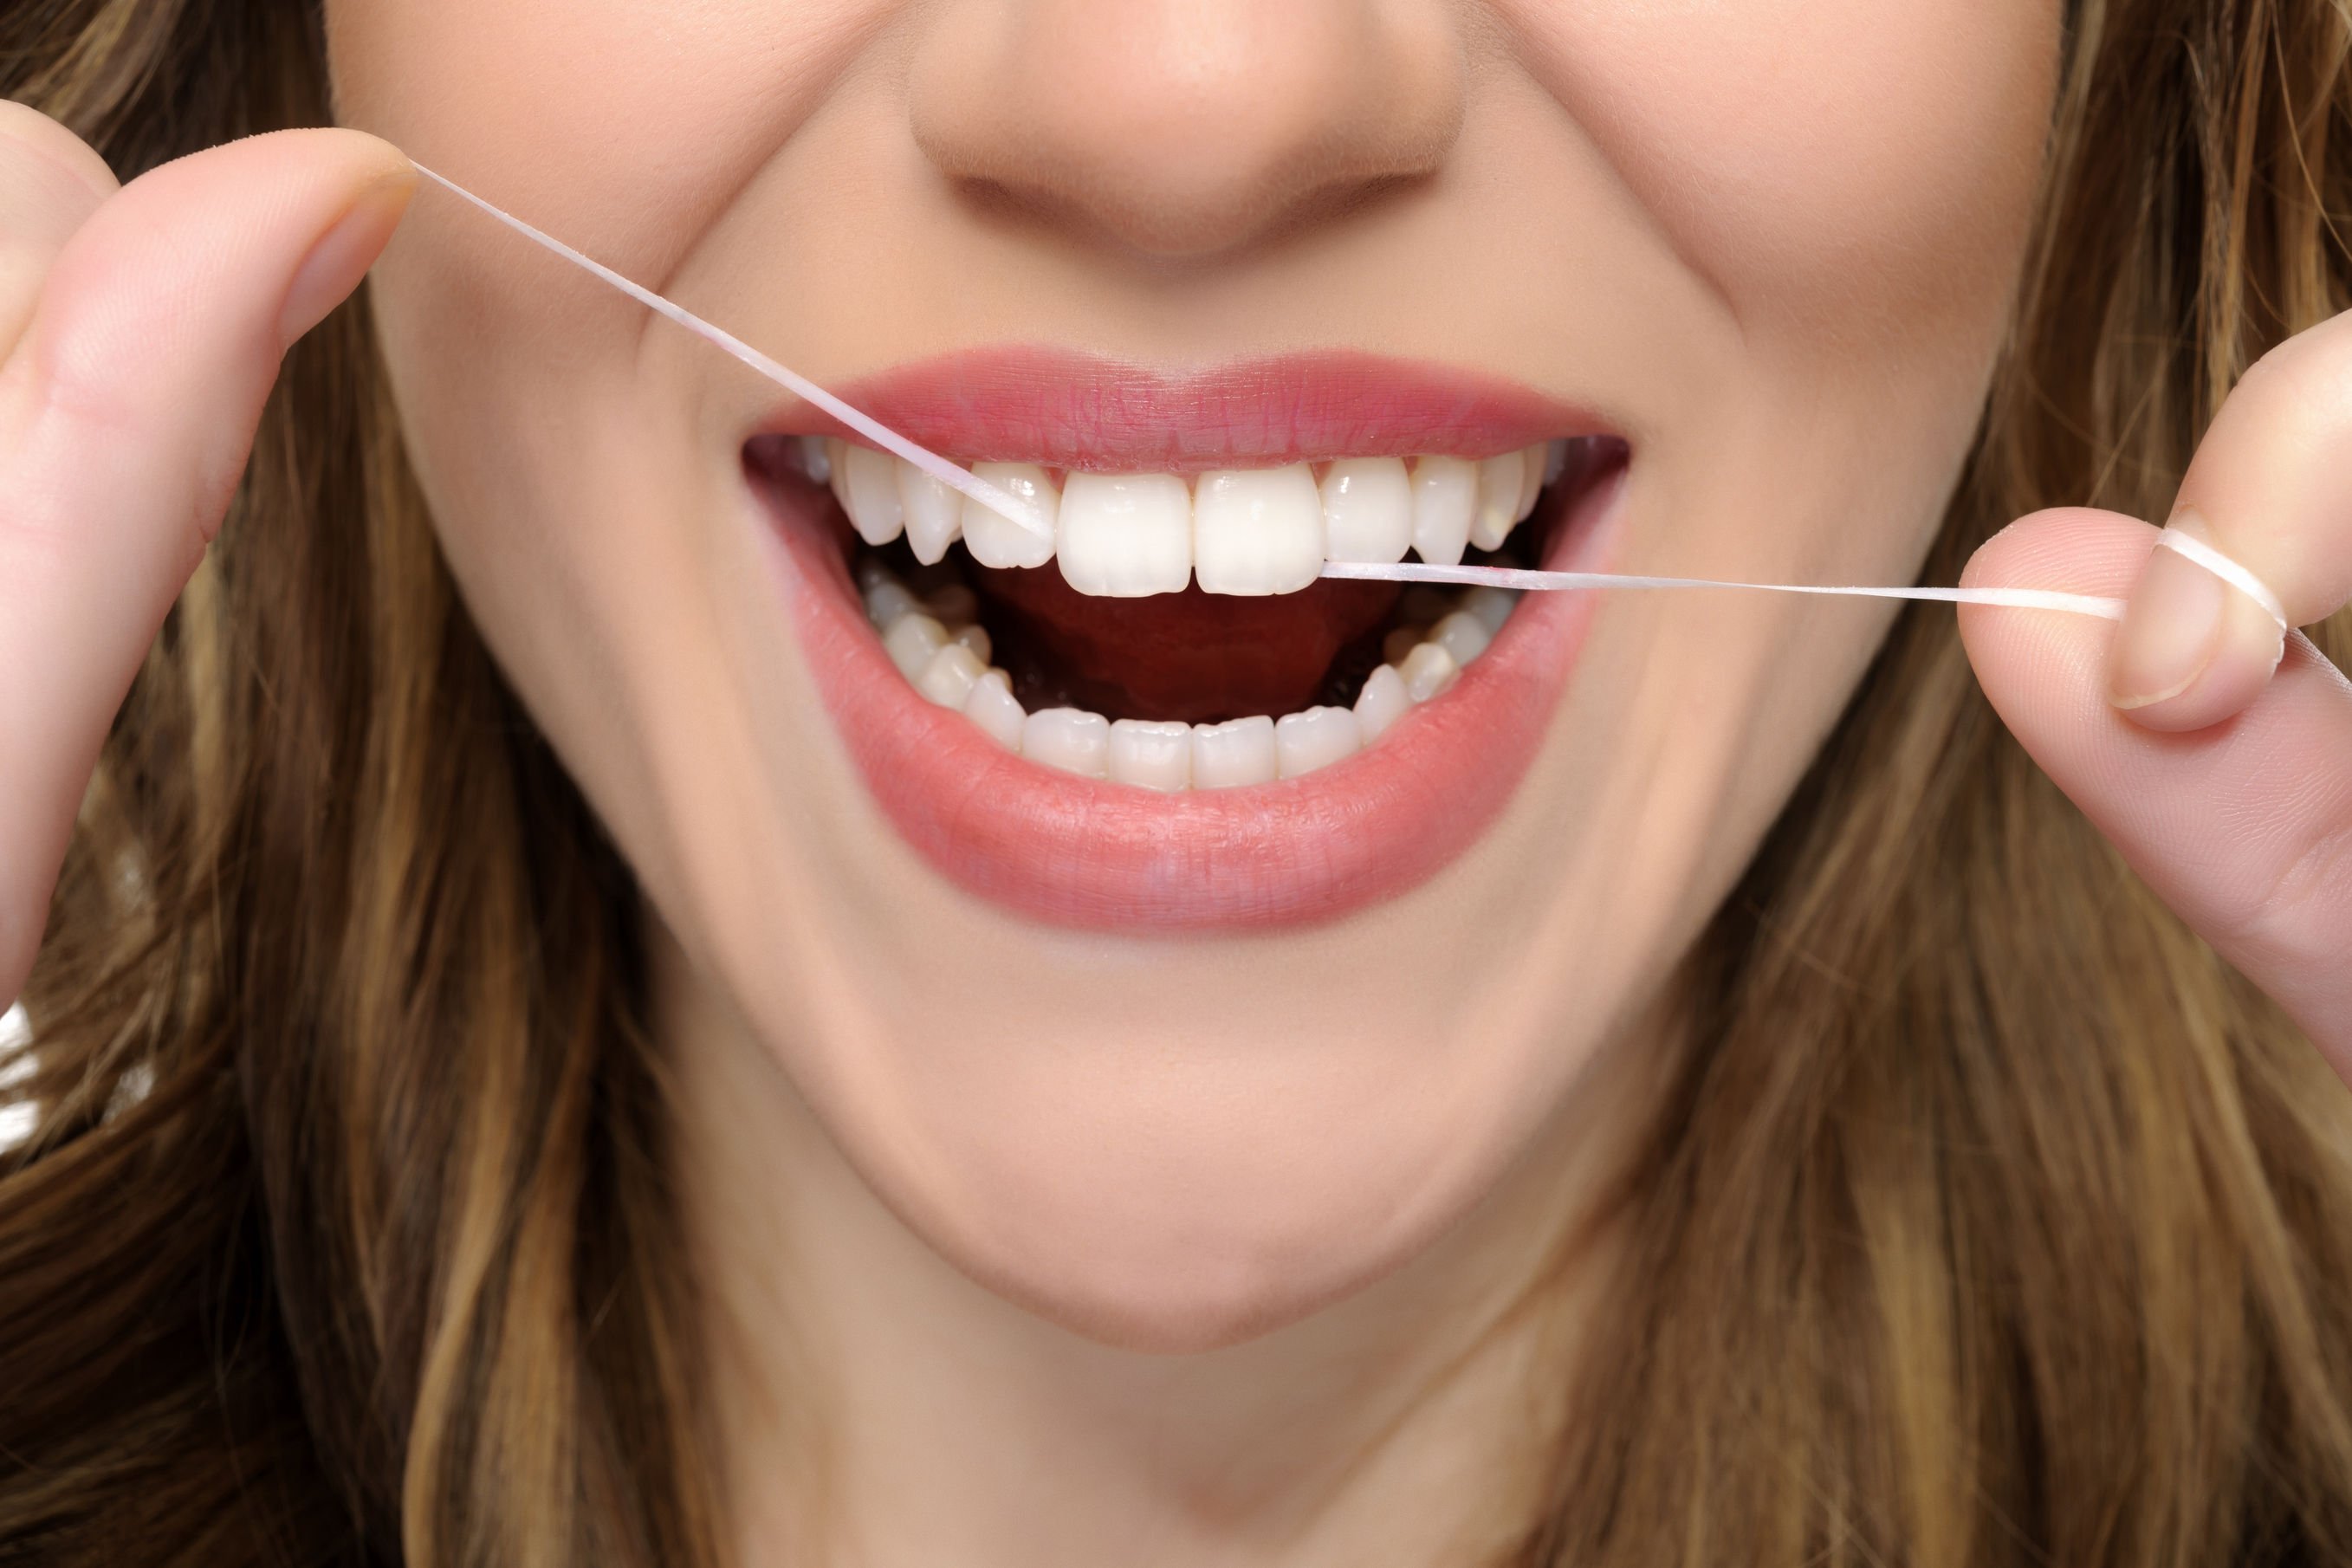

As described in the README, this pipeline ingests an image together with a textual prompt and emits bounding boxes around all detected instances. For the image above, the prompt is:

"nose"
[908,0,1466,260]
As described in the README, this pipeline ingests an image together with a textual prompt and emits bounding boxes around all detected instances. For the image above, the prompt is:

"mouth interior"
[761,439,1626,728]
[921,558,1401,723]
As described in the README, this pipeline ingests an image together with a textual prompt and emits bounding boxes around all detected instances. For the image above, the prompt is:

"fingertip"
[1961,506,2139,588]
[0,104,120,359]
[1957,507,2145,650]
[291,126,418,192]
[2106,514,2294,732]
[0,100,119,202]
[34,128,422,395]
[2107,539,2226,709]
[2109,587,2285,733]
[275,158,416,346]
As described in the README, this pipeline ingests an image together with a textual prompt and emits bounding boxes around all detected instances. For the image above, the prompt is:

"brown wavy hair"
[7,1,2352,1564]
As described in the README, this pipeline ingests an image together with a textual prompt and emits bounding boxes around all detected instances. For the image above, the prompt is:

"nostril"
[908,0,1465,259]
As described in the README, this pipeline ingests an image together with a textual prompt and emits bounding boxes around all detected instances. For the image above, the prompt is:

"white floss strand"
[411,162,2294,625]
[1319,560,2128,619]
[409,163,1053,544]
[2155,527,2290,629]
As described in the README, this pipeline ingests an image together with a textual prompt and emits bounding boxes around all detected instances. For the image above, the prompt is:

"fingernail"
[277,169,415,348]
[2109,523,2226,709]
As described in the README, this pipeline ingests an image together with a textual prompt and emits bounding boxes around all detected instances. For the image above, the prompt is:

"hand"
[1961,309,2352,1076]
[0,106,412,1009]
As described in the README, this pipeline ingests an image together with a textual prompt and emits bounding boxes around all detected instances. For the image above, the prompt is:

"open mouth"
[772,434,1617,782]
[742,350,1629,931]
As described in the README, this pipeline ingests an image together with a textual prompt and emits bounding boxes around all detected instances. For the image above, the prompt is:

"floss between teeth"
[411,162,2298,628]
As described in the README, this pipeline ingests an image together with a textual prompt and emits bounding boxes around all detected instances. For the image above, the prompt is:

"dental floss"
[411,163,2295,627]
[2154,527,2290,630]
[409,164,1053,544]
[1319,560,2129,619]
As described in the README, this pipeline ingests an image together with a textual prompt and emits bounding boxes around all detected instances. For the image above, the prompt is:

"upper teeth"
[813,438,1561,595]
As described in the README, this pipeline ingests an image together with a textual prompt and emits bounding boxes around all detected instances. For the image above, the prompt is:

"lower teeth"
[859,552,1517,789]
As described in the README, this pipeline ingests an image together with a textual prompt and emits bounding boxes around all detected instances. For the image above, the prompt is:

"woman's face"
[331,2,2057,1348]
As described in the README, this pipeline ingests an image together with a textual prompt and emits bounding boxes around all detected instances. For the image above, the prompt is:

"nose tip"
[909,0,1465,259]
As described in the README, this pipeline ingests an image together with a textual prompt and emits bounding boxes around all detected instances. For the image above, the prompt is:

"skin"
[3,3,2350,1564]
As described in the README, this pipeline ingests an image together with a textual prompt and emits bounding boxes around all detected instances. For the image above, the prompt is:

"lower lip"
[752,473,1615,932]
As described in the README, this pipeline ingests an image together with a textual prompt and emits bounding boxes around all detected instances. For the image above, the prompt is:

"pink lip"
[748,350,1621,932]
[768,347,1612,470]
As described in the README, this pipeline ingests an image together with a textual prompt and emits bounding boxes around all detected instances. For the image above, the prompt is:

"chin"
[904,1105,1503,1352]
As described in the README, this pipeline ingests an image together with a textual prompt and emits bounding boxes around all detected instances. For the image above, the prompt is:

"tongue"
[971,564,1401,724]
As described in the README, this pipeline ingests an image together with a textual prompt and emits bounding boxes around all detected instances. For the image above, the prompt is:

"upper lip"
[754,347,1617,470]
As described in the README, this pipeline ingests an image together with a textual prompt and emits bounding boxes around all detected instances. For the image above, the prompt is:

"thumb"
[1960,509,2352,1068]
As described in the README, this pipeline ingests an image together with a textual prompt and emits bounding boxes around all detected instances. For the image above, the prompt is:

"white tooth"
[1469,450,1526,552]
[883,613,949,681]
[1409,456,1476,567]
[798,434,833,483]
[962,670,1027,751]
[1353,664,1410,743]
[1023,707,1111,777]
[1514,442,1545,521]
[1462,586,1518,637]
[829,439,854,518]
[950,623,993,664]
[1542,438,1569,488]
[1058,473,1193,596]
[916,642,986,708]
[1274,706,1362,778]
[1108,719,1193,791]
[962,462,1059,570]
[840,444,905,547]
[897,457,963,565]
[864,580,923,631]
[1319,456,1414,564]
[1189,716,1278,788]
[1397,641,1461,703]
[1193,463,1324,595]
[1429,609,1493,666]
[1383,624,1425,667]
[924,584,978,625]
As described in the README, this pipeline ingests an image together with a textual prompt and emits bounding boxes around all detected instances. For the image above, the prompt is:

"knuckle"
[19,327,144,445]
[1,324,249,568]
[2250,809,2352,956]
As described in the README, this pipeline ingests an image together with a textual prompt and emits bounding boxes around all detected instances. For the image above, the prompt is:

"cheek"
[1514,1,2058,334]
[326,0,867,267]
[322,0,852,759]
